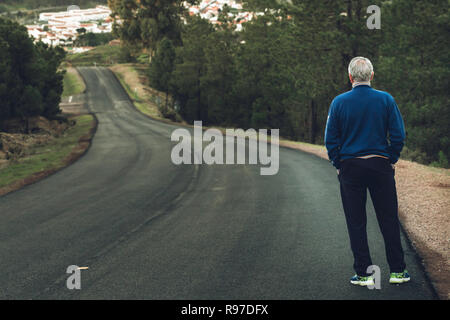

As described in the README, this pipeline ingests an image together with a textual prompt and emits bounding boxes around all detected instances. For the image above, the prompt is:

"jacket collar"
[352,82,371,89]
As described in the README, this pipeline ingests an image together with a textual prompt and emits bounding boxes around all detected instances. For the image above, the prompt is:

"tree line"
[74,30,114,47]
[0,18,66,132]
[92,0,450,167]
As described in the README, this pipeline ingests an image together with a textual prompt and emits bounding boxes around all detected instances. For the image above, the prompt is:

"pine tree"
[170,16,213,123]
[377,0,450,165]
[0,18,65,131]
[108,0,198,57]
[148,37,176,113]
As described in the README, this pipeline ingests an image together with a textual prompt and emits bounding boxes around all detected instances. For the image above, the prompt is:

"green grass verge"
[66,44,124,66]
[111,64,171,120]
[114,69,140,101]
[112,67,161,119]
[0,115,94,189]
[62,68,86,97]
[114,69,154,114]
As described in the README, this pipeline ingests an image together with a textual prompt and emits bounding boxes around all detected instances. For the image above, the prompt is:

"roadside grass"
[62,67,86,97]
[66,44,124,66]
[0,115,94,190]
[110,64,163,119]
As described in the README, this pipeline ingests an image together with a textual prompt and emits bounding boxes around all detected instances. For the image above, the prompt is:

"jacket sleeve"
[387,97,406,164]
[325,100,341,169]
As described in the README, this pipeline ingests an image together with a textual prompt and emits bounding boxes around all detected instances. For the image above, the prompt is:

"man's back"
[325,84,405,168]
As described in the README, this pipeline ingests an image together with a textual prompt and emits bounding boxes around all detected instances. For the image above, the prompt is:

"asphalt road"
[0,67,436,300]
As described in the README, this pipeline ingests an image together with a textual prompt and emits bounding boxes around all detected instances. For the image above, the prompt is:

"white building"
[39,5,111,23]
[28,5,113,47]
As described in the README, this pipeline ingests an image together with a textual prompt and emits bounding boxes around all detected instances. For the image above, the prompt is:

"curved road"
[0,67,436,299]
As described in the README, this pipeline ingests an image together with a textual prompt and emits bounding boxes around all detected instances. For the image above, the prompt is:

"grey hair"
[348,57,374,82]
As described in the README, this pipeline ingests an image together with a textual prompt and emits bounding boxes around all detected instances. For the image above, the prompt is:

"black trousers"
[338,157,406,276]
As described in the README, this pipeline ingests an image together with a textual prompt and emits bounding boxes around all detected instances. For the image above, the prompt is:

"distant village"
[26,5,112,52]
[25,1,258,53]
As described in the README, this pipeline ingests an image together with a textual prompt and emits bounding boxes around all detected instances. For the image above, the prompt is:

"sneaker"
[350,274,375,286]
[389,270,411,284]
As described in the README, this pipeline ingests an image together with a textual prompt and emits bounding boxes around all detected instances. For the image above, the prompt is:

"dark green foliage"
[199,12,238,126]
[0,18,66,132]
[169,16,213,122]
[376,0,449,166]
[34,42,66,118]
[149,38,176,94]
[74,32,114,47]
[148,37,176,114]
[108,0,198,56]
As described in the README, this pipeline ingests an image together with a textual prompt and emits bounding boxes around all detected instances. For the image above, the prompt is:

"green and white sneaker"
[350,274,375,286]
[389,270,410,284]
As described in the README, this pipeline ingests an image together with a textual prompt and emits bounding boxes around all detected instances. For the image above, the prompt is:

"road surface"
[0,67,436,299]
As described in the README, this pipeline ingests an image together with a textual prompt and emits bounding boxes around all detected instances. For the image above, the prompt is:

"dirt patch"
[60,103,88,115]
[0,115,97,197]
[0,117,71,160]
[1,116,70,135]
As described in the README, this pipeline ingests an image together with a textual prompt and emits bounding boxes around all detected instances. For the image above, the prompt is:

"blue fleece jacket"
[324,85,406,169]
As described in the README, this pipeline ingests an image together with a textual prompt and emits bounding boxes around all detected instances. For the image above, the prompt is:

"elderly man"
[325,57,410,286]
